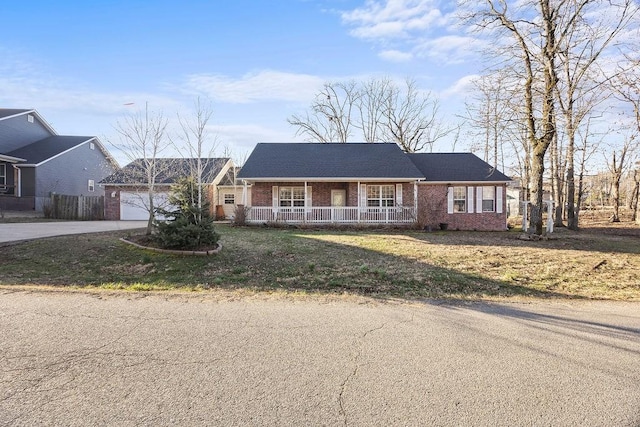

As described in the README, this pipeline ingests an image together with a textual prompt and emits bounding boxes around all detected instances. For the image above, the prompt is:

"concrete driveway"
[1,290,639,426]
[0,221,146,243]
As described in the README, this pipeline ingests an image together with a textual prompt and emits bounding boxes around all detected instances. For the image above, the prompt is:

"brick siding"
[416,184,507,231]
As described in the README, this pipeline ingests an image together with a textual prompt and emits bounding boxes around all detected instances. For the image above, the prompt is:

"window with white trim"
[88,179,95,192]
[0,164,6,187]
[90,142,95,150]
[367,185,394,207]
[224,193,235,205]
[482,186,495,212]
[453,186,466,213]
[279,187,305,207]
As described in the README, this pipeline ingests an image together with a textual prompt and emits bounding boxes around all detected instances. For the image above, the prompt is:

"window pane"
[280,188,291,199]
[224,194,235,204]
[482,186,495,212]
[367,185,379,198]
[453,187,466,199]
[293,188,305,200]
[381,185,394,198]
[483,186,495,199]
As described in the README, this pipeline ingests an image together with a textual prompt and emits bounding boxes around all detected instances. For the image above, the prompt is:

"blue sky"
[1,0,483,163]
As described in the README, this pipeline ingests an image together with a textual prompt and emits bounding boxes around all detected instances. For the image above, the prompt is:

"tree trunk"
[530,148,546,235]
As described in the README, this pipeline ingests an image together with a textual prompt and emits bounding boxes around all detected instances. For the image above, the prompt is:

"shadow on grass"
[382,227,640,255]
[3,225,634,300]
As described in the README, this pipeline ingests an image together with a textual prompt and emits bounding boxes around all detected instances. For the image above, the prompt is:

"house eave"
[239,177,425,182]
[0,154,27,163]
[419,180,511,185]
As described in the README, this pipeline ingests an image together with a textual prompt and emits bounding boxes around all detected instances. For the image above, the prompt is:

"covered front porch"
[247,205,416,224]
[242,180,419,225]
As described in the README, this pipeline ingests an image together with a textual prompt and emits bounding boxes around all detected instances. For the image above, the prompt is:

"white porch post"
[304,181,308,223]
[357,181,361,223]
[242,181,247,205]
[413,181,418,219]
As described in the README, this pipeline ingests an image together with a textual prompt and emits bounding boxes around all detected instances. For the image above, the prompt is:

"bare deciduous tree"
[605,135,636,222]
[288,78,451,152]
[288,81,360,143]
[113,104,170,234]
[384,79,452,153]
[173,98,219,221]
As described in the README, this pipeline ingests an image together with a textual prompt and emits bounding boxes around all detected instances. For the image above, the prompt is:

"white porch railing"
[247,206,416,224]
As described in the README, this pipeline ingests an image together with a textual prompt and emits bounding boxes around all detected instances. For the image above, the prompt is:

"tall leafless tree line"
[461,0,639,233]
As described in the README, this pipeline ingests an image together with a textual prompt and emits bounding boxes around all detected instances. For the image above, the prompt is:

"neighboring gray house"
[0,108,118,211]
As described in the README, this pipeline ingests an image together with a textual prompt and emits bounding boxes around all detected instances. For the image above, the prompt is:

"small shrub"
[42,203,54,219]
[232,205,250,226]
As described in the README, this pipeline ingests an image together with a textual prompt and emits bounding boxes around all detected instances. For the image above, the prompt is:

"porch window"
[88,179,95,192]
[367,185,394,207]
[453,186,466,213]
[0,164,5,187]
[279,187,305,207]
[482,186,495,212]
[224,193,235,205]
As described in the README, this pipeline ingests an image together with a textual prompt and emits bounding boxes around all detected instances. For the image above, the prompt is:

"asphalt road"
[0,221,146,243]
[1,289,639,426]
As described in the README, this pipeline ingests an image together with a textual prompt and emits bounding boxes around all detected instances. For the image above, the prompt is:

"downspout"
[304,181,308,223]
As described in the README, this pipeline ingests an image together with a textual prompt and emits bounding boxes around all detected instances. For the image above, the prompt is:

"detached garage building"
[101,157,234,220]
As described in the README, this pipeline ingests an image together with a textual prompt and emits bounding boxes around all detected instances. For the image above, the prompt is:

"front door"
[331,190,346,222]
[331,190,346,207]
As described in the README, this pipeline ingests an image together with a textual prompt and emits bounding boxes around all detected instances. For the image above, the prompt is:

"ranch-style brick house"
[237,143,511,231]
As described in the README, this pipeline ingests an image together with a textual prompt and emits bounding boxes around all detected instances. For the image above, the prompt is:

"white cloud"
[414,35,484,64]
[440,74,480,99]
[378,49,414,62]
[180,70,325,104]
[341,0,447,40]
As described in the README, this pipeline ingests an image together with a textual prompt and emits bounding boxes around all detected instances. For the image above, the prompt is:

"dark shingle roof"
[237,143,424,180]
[0,109,31,120]
[8,136,94,164]
[100,158,230,185]
[408,153,511,182]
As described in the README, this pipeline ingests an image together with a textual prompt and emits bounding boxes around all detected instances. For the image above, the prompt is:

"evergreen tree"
[153,177,219,250]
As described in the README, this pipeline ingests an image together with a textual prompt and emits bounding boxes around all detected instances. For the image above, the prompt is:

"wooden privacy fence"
[50,195,105,220]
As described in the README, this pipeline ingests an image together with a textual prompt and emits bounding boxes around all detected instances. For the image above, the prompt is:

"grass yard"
[1,223,639,300]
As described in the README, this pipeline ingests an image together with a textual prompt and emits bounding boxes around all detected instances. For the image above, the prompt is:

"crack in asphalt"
[337,322,386,427]
[337,311,416,426]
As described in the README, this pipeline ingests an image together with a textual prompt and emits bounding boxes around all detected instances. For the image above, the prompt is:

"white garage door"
[120,192,172,221]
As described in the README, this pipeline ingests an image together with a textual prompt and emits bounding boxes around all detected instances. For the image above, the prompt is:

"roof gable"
[100,158,231,185]
[408,153,511,182]
[237,143,425,180]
